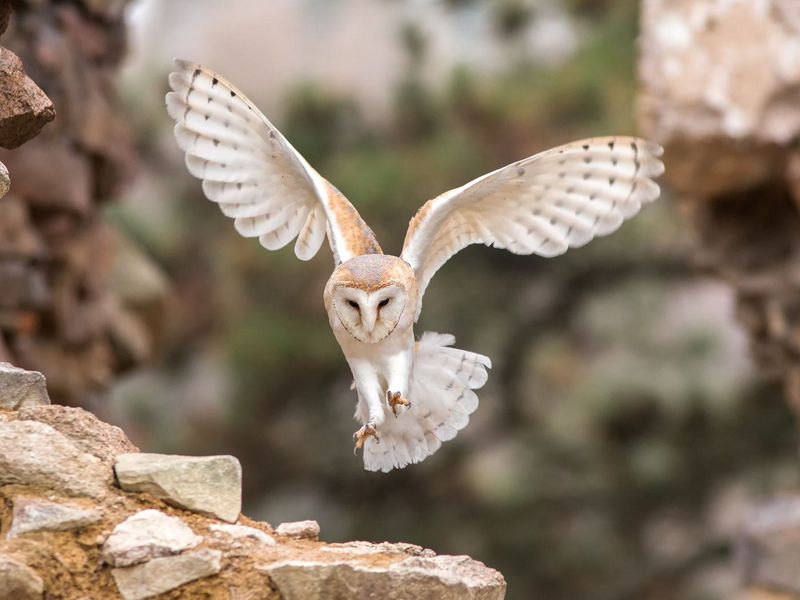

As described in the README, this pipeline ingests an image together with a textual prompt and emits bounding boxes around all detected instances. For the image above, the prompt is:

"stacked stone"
[0,363,507,599]
[0,0,163,403]
[638,0,800,416]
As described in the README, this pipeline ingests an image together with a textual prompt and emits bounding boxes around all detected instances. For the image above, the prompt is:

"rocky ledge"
[0,363,506,599]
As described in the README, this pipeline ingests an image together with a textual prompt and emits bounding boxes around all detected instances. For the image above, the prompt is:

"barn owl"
[166,60,664,473]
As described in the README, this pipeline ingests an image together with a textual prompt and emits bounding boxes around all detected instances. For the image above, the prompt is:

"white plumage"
[166,60,665,473]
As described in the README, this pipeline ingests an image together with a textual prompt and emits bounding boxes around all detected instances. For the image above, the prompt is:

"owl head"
[324,255,417,344]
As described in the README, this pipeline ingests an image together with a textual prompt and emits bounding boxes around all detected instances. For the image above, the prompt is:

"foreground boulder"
[0,364,506,599]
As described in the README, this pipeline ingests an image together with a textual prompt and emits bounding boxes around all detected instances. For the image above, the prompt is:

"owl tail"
[361,332,491,473]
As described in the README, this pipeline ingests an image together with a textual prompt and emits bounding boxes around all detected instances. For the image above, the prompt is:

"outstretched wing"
[401,137,664,319]
[166,60,381,264]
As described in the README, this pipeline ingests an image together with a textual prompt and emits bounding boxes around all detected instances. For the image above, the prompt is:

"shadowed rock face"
[0,363,507,599]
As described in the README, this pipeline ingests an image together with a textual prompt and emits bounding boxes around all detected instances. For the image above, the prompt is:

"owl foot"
[387,391,410,416]
[353,422,378,453]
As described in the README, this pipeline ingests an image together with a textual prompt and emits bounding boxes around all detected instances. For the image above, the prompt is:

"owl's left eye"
[348,300,359,310]
[378,298,390,308]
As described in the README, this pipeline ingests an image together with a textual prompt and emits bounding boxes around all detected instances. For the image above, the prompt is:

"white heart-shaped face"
[332,283,407,343]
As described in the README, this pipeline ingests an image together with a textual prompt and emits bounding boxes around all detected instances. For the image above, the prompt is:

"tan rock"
[0,48,54,149]
[276,520,320,540]
[0,555,43,600]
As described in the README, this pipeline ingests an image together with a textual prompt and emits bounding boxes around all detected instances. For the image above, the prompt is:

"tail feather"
[362,332,491,473]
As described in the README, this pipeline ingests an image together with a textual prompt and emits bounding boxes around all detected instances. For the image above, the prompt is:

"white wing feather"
[401,137,664,319]
[166,60,380,263]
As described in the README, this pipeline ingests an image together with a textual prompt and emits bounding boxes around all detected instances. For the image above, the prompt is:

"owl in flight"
[166,60,664,473]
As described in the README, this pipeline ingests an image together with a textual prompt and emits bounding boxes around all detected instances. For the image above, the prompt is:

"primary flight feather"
[166,60,665,472]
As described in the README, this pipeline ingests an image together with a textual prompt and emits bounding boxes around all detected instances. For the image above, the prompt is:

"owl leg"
[387,391,410,416]
[386,346,414,416]
[349,361,386,453]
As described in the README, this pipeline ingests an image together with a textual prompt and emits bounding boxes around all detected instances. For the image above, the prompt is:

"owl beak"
[362,309,378,334]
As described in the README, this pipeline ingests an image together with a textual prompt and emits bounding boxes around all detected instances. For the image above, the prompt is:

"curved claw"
[387,391,411,416]
[353,422,378,454]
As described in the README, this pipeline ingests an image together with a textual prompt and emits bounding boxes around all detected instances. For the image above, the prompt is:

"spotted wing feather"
[166,59,381,263]
[401,137,664,319]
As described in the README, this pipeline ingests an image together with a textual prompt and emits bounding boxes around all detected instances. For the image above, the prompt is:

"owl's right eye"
[348,300,359,310]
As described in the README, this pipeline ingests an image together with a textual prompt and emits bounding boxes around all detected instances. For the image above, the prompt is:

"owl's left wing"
[166,60,381,264]
[401,137,664,319]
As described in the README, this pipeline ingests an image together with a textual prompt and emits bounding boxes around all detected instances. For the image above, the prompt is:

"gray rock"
[114,453,241,523]
[0,420,109,499]
[260,551,506,600]
[208,523,276,545]
[8,497,102,538]
[276,520,320,540]
[111,549,222,600]
[0,555,43,600]
[102,509,201,567]
[0,363,49,409]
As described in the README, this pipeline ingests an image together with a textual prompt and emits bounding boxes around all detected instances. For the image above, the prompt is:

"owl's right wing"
[401,137,664,319]
[166,60,381,264]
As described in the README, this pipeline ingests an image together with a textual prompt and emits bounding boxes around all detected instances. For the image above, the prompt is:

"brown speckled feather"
[401,137,665,320]
[166,59,380,265]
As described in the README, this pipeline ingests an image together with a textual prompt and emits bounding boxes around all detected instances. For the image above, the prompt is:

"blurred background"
[1,0,800,598]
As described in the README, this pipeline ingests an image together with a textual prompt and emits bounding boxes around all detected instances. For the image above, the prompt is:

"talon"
[353,422,378,452]
[387,391,411,416]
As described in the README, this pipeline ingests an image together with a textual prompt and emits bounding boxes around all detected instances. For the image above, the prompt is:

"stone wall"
[0,0,163,404]
[0,363,506,599]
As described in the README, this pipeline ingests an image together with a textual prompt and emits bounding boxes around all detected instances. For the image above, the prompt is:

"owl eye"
[378,298,390,308]
[348,300,359,310]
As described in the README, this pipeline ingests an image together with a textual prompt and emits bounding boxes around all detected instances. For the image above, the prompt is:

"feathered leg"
[386,345,414,416]
[349,358,384,452]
